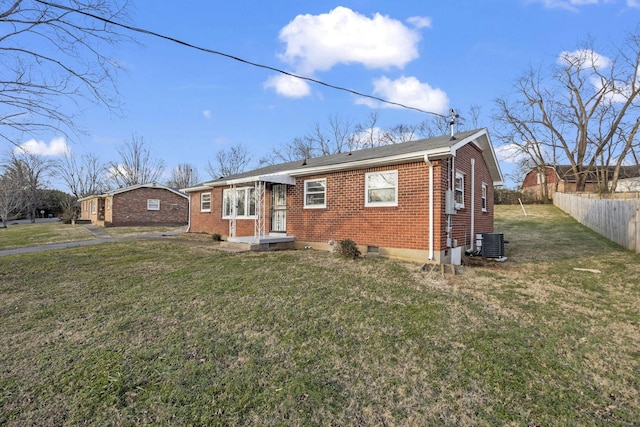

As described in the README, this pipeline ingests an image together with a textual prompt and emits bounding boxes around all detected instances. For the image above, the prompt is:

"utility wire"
[36,0,446,118]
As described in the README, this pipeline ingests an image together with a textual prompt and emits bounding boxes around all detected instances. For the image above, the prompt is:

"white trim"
[222,187,257,219]
[200,192,211,212]
[455,171,465,209]
[481,182,488,212]
[147,199,160,211]
[304,178,327,209]
[365,170,398,207]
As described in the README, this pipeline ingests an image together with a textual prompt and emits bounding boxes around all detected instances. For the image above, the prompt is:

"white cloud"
[627,0,640,8]
[356,76,449,114]
[406,16,432,29]
[277,6,421,74]
[14,137,69,156]
[495,143,529,164]
[263,74,311,98]
[528,0,600,11]
[202,110,212,119]
[557,49,610,69]
[558,49,634,103]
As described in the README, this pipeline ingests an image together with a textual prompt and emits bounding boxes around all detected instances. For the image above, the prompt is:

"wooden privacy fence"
[554,192,640,253]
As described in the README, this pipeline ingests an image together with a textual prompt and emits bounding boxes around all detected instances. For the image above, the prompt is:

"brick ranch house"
[183,128,504,264]
[78,182,189,227]
[522,165,640,202]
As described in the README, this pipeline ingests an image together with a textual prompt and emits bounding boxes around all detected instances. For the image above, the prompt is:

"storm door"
[271,184,287,233]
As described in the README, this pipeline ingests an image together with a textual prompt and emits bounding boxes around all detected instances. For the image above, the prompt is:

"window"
[481,183,488,212]
[455,171,465,209]
[91,199,97,214]
[365,170,398,207]
[304,178,326,208]
[147,199,160,211]
[222,187,256,218]
[200,193,211,212]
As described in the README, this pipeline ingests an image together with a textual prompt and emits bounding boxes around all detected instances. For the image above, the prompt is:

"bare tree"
[260,137,315,166]
[206,143,253,179]
[352,112,385,149]
[109,134,165,187]
[0,0,132,144]
[494,33,640,192]
[54,150,108,198]
[167,163,200,188]
[0,166,23,227]
[4,149,52,222]
[309,115,356,155]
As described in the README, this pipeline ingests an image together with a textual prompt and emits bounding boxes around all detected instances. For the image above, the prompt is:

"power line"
[35,0,446,118]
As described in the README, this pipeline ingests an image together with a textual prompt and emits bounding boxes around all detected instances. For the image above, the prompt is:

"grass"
[1,205,638,426]
[0,222,94,250]
[0,223,187,250]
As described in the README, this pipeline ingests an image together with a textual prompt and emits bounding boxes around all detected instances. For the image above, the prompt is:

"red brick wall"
[433,145,495,250]
[287,162,432,251]
[452,144,494,246]
[188,187,261,236]
[109,187,188,226]
[187,148,496,254]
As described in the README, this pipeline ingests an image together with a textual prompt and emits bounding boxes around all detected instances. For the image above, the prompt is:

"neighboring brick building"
[78,183,188,227]
[522,165,640,202]
[183,128,503,264]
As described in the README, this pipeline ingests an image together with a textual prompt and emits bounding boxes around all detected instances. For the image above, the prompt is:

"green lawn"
[1,205,638,426]
[0,222,94,250]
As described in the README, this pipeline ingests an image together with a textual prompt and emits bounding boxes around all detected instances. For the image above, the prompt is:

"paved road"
[0,225,183,257]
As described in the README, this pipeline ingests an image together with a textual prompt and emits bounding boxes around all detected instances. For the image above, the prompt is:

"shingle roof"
[184,128,504,190]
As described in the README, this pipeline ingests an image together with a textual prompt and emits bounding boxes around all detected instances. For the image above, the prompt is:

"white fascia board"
[285,152,428,177]
[258,174,296,185]
[224,174,296,186]
[181,184,213,193]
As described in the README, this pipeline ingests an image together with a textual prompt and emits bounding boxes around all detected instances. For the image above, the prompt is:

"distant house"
[78,182,189,227]
[522,165,640,202]
[182,128,504,264]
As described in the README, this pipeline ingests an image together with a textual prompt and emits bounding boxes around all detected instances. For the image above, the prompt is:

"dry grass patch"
[1,205,639,426]
[0,222,94,250]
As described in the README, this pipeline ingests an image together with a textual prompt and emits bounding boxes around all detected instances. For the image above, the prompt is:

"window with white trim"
[200,193,211,212]
[365,170,398,207]
[91,199,97,214]
[455,171,465,209]
[222,187,256,218]
[304,178,326,208]
[147,199,160,211]
[481,183,488,212]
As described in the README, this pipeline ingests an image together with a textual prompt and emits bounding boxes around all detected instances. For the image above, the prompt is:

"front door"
[271,184,287,233]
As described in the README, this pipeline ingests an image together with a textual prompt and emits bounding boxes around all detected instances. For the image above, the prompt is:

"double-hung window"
[481,183,488,212]
[365,170,398,207]
[304,178,326,208]
[200,193,211,212]
[455,171,465,209]
[147,199,160,211]
[222,187,256,218]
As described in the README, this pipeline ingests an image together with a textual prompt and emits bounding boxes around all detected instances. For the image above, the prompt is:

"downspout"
[470,158,475,251]
[186,193,192,232]
[424,154,434,260]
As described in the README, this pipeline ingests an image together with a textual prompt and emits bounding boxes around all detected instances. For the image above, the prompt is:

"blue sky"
[5,0,640,189]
